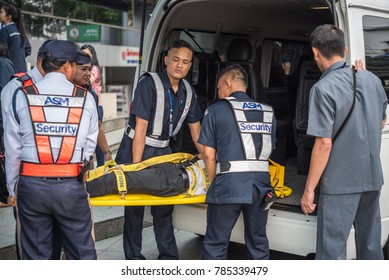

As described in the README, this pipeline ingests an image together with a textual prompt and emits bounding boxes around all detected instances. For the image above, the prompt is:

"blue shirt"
[0,23,31,73]
[199,91,276,204]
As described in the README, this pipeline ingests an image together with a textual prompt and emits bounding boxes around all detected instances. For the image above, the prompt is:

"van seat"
[186,51,221,112]
[223,38,267,103]
[294,60,321,174]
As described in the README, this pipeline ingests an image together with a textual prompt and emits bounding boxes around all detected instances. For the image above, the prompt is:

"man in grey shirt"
[300,24,387,259]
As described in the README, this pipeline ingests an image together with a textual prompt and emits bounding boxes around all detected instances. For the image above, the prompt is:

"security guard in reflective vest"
[115,39,203,260]
[199,64,276,259]
[4,40,98,260]
[0,38,65,260]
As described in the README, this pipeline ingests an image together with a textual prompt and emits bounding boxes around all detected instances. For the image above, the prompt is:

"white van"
[138,0,389,259]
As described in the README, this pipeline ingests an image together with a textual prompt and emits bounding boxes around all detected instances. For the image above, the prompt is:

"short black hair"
[218,64,248,88]
[310,24,345,60]
[0,44,10,58]
[81,44,100,68]
[41,52,66,73]
[167,39,194,57]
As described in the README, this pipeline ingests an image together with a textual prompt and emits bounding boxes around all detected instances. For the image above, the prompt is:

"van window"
[267,40,308,88]
[179,30,246,61]
[363,15,389,97]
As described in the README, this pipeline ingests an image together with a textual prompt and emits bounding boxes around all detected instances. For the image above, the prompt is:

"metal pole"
[138,0,147,67]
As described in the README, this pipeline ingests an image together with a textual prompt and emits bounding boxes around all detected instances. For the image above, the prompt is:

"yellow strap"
[88,153,292,198]
[87,152,196,182]
[113,169,127,198]
[269,159,292,198]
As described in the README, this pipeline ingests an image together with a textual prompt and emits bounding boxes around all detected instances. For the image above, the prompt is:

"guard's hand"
[83,170,90,183]
[104,151,113,161]
[196,153,204,160]
[301,190,316,215]
[354,59,365,70]
[7,195,16,207]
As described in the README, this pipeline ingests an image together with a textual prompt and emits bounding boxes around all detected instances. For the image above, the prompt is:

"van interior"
[147,0,387,214]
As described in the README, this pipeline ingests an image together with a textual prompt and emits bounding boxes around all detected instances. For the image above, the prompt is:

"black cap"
[37,39,56,57]
[43,40,91,65]
[76,50,92,65]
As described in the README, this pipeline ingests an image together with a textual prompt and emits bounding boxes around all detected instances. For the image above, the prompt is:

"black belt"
[42,177,77,181]
[179,167,190,188]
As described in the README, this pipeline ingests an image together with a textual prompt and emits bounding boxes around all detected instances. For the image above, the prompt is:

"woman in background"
[0,44,15,90]
[81,44,107,167]
[0,43,15,207]
[0,2,31,72]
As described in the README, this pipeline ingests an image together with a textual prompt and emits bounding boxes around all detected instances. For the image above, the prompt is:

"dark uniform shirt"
[119,70,202,163]
[0,23,31,73]
[0,56,15,129]
[199,91,276,204]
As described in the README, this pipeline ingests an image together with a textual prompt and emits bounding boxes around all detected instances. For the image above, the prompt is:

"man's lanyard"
[168,88,174,137]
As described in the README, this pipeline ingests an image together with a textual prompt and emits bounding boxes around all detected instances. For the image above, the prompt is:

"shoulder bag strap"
[333,68,357,143]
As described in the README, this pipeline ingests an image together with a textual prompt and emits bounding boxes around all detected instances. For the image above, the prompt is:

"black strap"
[180,156,199,168]
[333,68,357,143]
[12,86,23,125]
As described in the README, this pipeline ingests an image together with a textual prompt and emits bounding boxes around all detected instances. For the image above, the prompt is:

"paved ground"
[96,229,204,260]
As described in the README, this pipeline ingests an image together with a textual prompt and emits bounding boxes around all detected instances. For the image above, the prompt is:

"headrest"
[227,39,252,62]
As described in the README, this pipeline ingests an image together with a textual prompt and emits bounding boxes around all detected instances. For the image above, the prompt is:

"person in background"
[0,2,31,72]
[199,64,276,259]
[0,43,15,90]
[0,43,15,207]
[269,42,290,87]
[301,24,387,260]
[81,44,106,166]
[73,54,112,163]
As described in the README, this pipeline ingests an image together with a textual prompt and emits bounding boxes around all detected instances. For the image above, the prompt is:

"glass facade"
[10,0,147,46]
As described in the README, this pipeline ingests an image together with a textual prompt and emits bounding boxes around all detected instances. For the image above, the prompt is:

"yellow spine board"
[89,153,207,206]
[88,153,291,206]
[87,152,195,181]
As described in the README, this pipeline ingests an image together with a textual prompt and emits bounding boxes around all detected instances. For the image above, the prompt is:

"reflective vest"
[216,97,274,174]
[11,72,34,125]
[12,72,33,88]
[19,84,87,178]
[126,72,193,148]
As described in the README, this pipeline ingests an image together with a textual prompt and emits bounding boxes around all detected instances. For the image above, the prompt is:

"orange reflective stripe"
[29,106,45,122]
[67,108,82,123]
[56,87,86,163]
[26,88,53,163]
[13,72,26,77]
[57,137,76,164]
[35,135,53,163]
[73,86,86,97]
[13,72,33,87]
[20,162,79,177]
